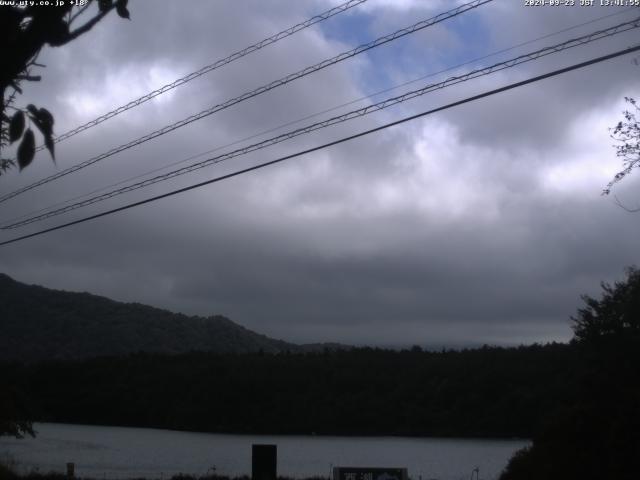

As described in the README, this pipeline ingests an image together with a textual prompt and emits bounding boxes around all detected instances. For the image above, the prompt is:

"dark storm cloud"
[1,0,639,346]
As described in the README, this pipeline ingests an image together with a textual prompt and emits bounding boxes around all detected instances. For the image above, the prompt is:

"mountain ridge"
[0,273,331,362]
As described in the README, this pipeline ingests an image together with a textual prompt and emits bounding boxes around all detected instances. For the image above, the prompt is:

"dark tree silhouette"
[0,0,130,174]
[571,266,640,343]
[501,267,640,480]
[0,0,130,439]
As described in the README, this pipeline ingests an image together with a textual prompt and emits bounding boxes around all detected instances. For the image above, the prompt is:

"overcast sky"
[1,0,639,347]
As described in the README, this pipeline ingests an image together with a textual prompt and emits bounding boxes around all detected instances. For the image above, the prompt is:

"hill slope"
[0,273,296,361]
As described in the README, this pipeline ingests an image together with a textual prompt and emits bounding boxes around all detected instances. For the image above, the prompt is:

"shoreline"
[22,422,531,443]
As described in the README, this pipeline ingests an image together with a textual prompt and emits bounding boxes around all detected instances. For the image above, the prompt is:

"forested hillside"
[0,273,296,361]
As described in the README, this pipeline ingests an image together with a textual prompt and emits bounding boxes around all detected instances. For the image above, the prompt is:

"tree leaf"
[45,19,70,47]
[44,133,56,161]
[32,108,54,137]
[26,104,38,116]
[9,111,25,143]
[38,108,54,127]
[116,4,130,19]
[30,116,47,138]
[98,0,112,13]
[17,129,36,171]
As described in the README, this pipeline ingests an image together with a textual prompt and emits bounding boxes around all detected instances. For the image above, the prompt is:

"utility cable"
[30,0,369,152]
[3,17,638,230]
[3,6,631,228]
[0,0,493,205]
[1,44,638,247]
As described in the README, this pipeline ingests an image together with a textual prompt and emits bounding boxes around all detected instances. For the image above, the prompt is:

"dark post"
[252,444,277,480]
[66,463,75,479]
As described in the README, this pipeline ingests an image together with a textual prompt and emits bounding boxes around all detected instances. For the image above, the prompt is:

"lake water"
[0,423,528,480]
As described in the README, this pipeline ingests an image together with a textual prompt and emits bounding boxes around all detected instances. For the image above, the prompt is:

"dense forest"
[2,267,639,479]
[4,343,579,438]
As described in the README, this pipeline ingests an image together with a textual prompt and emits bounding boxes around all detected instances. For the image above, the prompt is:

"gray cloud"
[1,0,639,347]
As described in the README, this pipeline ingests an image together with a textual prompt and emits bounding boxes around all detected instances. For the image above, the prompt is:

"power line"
[30,0,369,152]
[6,16,637,228]
[0,0,493,205]
[1,44,638,248]
[4,6,630,228]
[4,16,638,230]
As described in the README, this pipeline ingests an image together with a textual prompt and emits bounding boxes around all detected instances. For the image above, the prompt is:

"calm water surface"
[0,423,528,480]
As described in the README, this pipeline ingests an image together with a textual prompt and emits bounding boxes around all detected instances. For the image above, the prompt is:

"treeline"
[2,343,585,438]
[500,267,640,479]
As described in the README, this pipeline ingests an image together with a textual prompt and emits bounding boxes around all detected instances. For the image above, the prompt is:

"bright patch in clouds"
[62,61,182,119]
[407,120,503,222]
[539,104,626,195]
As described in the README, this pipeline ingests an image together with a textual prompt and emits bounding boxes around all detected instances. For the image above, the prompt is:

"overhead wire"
[30,0,369,152]
[3,16,639,230]
[6,2,634,229]
[1,44,638,248]
[4,5,634,229]
[0,0,493,205]
[2,5,631,228]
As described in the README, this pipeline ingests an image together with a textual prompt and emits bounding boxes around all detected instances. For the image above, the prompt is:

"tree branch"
[64,5,115,44]
[69,0,94,26]
[25,48,43,70]
[15,75,41,82]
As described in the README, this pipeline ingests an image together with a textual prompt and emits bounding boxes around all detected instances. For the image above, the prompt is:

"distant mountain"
[0,273,305,362]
